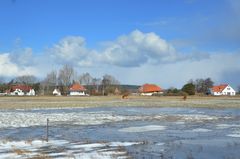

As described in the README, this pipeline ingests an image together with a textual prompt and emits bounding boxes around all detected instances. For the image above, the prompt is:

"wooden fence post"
[46,118,49,142]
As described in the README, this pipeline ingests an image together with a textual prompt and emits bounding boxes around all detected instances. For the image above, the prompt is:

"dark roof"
[11,85,32,92]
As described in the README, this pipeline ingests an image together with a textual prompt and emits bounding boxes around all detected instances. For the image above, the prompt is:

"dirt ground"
[0,95,240,109]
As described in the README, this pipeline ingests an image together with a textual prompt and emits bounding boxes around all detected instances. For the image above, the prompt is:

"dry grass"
[0,95,240,109]
[12,149,30,155]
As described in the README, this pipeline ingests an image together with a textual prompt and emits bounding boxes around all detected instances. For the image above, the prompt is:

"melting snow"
[227,134,240,138]
[119,125,166,133]
[0,139,143,159]
[0,109,222,129]
[216,124,240,129]
[192,128,212,132]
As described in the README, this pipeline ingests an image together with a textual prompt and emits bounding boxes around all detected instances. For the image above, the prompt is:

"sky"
[0,0,240,89]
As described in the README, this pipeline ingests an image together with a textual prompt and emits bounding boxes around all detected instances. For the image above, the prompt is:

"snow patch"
[0,139,143,159]
[0,108,223,129]
[192,128,212,132]
[119,125,166,133]
[227,134,240,138]
[216,124,240,129]
[155,142,165,146]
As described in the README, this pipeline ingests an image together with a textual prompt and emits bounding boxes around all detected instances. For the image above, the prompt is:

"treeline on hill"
[0,64,140,96]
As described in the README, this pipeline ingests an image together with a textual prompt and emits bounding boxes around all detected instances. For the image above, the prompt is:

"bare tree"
[45,71,58,86]
[79,73,93,85]
[14,75,37,84]
[58,64,74,87]
[92,78,101,93]
[58,64,74,94]
[41,70,58,95]
[102,74,120,85]
[101,74,120,95]
[193,78,214,94]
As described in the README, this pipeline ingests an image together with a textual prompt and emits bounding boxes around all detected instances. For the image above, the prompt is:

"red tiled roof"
[69,83,86,91]
[11,85,32,92]
[139,84,162,93]
[211,84,228,93]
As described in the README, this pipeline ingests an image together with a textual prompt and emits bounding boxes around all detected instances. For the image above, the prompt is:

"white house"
[9,85,35,96]
[53,88,61,96]
[69,83,87,96]
[138,83,163,96]
[26,89,35,96]
[211,84,236,96]
[10,89,25,96]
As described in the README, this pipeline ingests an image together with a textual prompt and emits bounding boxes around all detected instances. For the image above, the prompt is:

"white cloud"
[10,47,33,66]
[99,30,179,67]
[112,51,240,88]
[48,30,209,68]
[49,36,96,67]
[1,30,239,88]
[0,53,36,77]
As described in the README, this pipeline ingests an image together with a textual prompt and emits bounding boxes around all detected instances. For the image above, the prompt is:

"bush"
[182,83,195,95]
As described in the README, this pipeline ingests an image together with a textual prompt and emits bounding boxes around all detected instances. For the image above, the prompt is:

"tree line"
[0,65,239,96]
[0,64,121,95]
[165,78,216,96]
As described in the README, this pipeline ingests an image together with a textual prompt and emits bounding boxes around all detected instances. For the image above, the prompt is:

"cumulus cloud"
[48,30,208,68]
[1,30,239,88]
[110,51,240,88]
[10,47,33,66]
[99,30,179,67]
[0,53,36,77]
[49,36,96,67]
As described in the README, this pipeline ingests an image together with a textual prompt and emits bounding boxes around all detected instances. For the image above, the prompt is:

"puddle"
[0,106,240,158]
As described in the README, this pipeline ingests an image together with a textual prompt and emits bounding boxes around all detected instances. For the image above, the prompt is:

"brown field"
[0,95,240,109]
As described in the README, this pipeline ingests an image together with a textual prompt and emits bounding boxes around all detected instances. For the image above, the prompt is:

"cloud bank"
[0,30,240,88]
[49,30,208,68]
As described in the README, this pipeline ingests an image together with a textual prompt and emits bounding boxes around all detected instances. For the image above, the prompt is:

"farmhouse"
[9,85,35,96]
[210,84,236,96]
[139,83,163,96]
[69,83,87,96]
[53,88,61,96]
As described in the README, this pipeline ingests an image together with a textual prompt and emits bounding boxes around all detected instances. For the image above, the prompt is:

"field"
[1,96,240,158]
[0,95,240,109]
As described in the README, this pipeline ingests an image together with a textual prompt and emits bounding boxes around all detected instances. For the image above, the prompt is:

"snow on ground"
[227,134,240,138]
[119,125,166,133]
[0,109,225,128]
[0,139,143,159]
[216,124,240,129]
[191,128,212,132]
[227,129,240,138]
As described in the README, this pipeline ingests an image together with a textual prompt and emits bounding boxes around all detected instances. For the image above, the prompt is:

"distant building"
[210,84,236,96]
[9,85,35,96]
[139,83,163,96]
[53,88,61,96]
[114,87,121,95]
[69,83,87,96]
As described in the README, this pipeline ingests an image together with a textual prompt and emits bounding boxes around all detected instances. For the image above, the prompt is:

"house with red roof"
[210,84,236,96]
[9,85,35,96]
[139,83,163,96]
[69,83,88,96]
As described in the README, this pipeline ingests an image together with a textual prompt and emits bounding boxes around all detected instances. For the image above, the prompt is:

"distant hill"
[119,85,140,93]
[84,84,140,94]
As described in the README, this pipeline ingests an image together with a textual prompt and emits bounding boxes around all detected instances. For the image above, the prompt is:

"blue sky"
[0,0,240,89]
